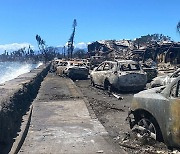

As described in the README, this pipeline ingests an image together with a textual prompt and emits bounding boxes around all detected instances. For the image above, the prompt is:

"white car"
[64,61,89,80]
[90,60,147,92]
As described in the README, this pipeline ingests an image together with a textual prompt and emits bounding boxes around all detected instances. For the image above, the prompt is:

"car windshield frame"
[119,62,140,71]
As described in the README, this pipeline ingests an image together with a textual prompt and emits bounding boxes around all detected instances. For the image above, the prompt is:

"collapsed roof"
[88,40,180,64]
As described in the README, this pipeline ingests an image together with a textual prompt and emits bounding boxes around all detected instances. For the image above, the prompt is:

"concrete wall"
[0,63,50,146]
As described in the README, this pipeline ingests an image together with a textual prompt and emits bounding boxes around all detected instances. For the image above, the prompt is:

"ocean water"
[0,61,43,84]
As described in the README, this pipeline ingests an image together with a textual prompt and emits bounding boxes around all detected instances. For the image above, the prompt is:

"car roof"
[115,59,137,63]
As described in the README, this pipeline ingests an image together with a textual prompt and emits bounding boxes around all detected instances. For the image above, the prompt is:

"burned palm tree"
[36,35,46,51]
[35,34,48,62]
[67,19,77,59]
[177,21,180,34]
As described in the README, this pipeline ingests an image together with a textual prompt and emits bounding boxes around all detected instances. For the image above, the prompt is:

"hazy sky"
[0,0,180,53]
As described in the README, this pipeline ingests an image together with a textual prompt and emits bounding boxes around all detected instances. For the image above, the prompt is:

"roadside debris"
[112,93,123,100]
[96,150,104,153]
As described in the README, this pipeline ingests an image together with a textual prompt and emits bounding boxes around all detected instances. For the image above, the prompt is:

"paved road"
[19,73,126,154]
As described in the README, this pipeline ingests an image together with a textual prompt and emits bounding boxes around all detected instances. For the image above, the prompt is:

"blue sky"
[0,0,180,53]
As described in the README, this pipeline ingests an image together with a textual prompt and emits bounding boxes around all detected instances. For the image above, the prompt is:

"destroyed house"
[156,42,180,64]
[87,40,130,59]
[87,41,110,56]
[130,49,146,61]
[130,42,180,64]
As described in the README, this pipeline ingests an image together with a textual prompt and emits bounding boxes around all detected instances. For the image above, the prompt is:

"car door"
[95,62,109,86]
[98,62,112,86]
[168,79,180,147]
[92,62,105,85]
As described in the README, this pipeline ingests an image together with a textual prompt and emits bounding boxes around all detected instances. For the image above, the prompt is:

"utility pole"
[67,19,77,59]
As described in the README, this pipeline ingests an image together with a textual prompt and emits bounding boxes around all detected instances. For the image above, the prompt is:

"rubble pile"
[88,40,180,67]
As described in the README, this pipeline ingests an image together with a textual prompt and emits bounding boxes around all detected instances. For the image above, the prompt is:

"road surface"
[19,73,126,154]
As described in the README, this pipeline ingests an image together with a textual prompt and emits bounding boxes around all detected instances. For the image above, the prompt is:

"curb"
[9,105,33,154]
[69,79,97,119]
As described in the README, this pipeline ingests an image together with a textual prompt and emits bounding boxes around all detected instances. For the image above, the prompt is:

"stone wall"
[0,63,50,146]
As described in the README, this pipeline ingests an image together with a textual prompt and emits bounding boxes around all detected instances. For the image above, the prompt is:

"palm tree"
[177,21,180,34]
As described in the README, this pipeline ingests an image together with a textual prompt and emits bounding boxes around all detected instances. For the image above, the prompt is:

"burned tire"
[133,114,163,141]
[137,118,157,140]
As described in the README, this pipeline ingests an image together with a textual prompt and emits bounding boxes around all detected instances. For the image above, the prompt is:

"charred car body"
[128,76,180,149]
[50,59,62,72]
[141,63,158,82]
[64,61,89,80]
[151,68,180,88]
[90,60,147,92]
[56,61,68,76]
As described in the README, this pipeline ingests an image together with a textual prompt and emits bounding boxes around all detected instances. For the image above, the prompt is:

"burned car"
[141,64,158,82]
[53,59,63,69]
[90,60,147,92]
[64,61,89,80]
[128,76,180,149]
[151,68,180,88]
[50,59,62,72]
[56,61,68,76]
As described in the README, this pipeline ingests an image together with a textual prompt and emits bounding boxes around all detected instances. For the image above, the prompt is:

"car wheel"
[133,115,163,141]
[137,118,157,140]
